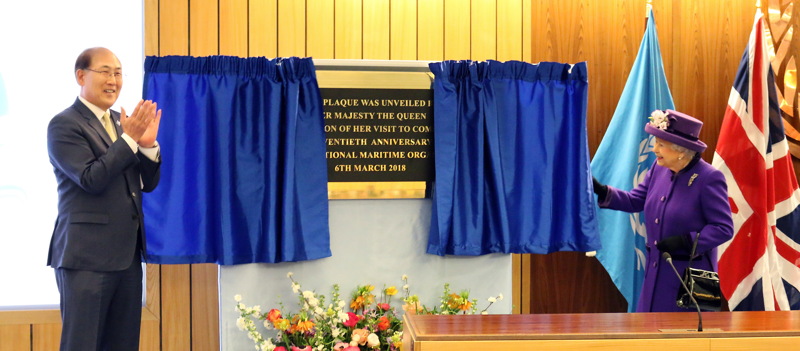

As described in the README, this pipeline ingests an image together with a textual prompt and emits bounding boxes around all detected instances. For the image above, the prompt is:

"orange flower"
[351,328,370,345]
[377,316,390,331]
[446,293,462,309]
[295,320,315,333]
[266,308,282,323]
[350,296,365,310]
[446,293,473,311]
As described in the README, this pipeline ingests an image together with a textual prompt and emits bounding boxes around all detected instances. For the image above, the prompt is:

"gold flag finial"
[646,0,653,15]
[755,0,761,7]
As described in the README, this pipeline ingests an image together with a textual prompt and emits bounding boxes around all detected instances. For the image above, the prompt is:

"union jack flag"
[712,9,800,311]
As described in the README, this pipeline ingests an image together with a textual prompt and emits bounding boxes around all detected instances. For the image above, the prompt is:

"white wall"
[220,199,513,349]
[0,0,143,309]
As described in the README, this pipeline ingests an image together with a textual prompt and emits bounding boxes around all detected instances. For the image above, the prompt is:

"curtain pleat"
[142,56,330,264]
[427,60,600,256]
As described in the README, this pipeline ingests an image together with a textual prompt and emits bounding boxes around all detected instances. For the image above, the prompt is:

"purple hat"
[644,109,707,153]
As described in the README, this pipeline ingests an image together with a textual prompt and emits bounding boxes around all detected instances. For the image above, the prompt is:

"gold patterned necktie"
[102,111,117,142]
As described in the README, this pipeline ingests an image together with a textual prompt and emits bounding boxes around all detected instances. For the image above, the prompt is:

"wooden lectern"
[402,311,800,351]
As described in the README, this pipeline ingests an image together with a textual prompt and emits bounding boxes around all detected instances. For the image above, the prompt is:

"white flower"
[487,297,497,303]
[331,327,341,338]
[303,290,315,299]
[287,272,294,278]
[263,320,270,328]
[481,311,488,315]
[401,274,408,280]
[649,110,669,130]
[291,282,301,294]
[337,311,349,322]
[497,293,504,301]
[338,300,346,308]
[403,284,409,290]
[314,307,324,315]
[252,305,261,313]
[236,317,247,330]
[367,333,381,347]
[234,294,242,302]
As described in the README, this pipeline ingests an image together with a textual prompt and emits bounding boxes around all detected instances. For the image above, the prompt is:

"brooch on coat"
[688,173,699,186]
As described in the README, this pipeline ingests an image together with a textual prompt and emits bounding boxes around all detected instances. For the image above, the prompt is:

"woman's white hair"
[669,143,697,159]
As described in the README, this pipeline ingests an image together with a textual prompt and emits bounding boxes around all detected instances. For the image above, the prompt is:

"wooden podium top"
[404,311,800,341]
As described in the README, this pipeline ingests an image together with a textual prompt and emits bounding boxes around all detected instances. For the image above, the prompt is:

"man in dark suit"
[47,47,162,351]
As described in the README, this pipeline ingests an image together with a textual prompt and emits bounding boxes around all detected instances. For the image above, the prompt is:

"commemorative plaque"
[316,66,434,199]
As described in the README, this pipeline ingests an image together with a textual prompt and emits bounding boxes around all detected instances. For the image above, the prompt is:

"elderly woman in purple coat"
[593,110,733,312]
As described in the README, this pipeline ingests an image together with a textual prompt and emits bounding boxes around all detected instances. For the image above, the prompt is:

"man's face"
[77,49,122,110]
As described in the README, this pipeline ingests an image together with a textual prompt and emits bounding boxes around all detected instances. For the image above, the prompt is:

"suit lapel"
[73,98,114,146]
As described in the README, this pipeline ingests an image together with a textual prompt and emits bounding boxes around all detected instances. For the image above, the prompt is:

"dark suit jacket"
[47,98,160,271]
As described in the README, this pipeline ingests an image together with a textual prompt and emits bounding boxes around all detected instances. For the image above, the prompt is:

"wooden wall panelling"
[278,0,306,57]
[584,0,641,151]
[162,265,191,350]
[0,324,30,351]
[670,0,753,155]
[529,252,628,313]
[390,0,418,60]
[160,0,189,55]
[140,313,160,351]
[307,0,335,59]
[418,0,445,61]
[363,0,390,60]
[444,0,471,60]
[497,0,523,61]
[654,0,674,101]
[471,0,497,60]
[335,0,364,59]
[522,0,531,62]
[141,264,162,349]
[191,264,220,351]
[145,0,159,56]
[31,324,60,351]
[191,0,219,56]
[530,0,583,63]
[221,0,248,56]
[158,3,193,349]
[250,0,279,58]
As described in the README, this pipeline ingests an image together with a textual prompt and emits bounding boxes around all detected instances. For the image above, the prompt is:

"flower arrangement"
[235,273,503,351]
[648,110,669,130]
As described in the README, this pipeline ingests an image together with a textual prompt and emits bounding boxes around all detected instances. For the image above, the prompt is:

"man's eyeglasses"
[84,68,123,79]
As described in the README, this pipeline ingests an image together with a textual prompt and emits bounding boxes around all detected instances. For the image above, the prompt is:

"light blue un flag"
[591,8,674,312]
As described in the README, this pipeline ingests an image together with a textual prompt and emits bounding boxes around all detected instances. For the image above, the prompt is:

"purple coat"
[599,157,733,312]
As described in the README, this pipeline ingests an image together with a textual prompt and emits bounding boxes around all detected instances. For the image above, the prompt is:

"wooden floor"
[402,311,800,351]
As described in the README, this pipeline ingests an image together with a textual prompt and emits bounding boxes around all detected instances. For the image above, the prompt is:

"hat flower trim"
[648,110,669,130]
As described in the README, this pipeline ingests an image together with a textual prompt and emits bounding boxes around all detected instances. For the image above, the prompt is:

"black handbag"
[676,266,722,311]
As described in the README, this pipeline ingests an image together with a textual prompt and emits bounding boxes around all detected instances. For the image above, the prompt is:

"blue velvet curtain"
[142,56,330,264]
[427,60,600,256]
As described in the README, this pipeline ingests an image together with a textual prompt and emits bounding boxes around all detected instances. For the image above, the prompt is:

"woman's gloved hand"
[593,177,608,201]
[656,234,690,254]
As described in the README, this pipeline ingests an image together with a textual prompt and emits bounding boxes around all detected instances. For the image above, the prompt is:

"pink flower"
[333,342,350,350]
[343,312,359,328]
[377,303,390,311]
[273,347,287,351]
[291,346,312,351]
[342,347,360,351]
